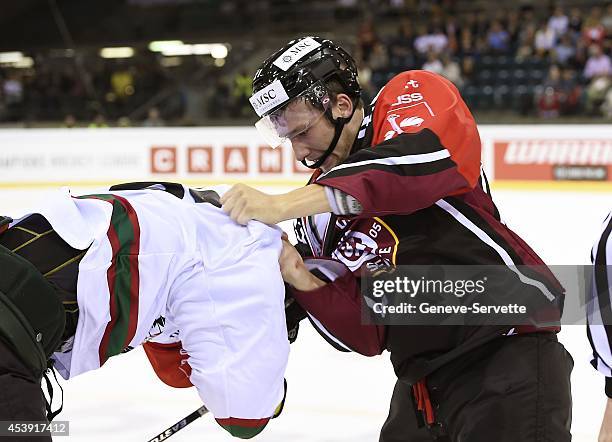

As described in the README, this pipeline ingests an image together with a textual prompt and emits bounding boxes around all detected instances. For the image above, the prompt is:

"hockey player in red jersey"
[221,36,573,441]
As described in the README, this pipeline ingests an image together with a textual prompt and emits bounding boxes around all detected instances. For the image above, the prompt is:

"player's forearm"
[288,271,327,292]
[276,184,332,220]
[290,266,386,356]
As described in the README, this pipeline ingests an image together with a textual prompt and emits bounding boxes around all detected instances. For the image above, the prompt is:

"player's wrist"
[273,193,293,223]
[275,185,332,222]
[290,271,326,292]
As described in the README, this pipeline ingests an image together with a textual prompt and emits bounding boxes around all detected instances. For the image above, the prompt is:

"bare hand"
[279,240,326,291]
[600,398,612,442]
[220,184,285,225]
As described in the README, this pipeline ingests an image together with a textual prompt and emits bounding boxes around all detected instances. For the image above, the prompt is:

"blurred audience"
[553,34,576,66]
[62,114,76,128]
[414,25,449,55]
[548,6,569,37]
[582,6,606,45]
[603,4,612,34]
[602,86,612,118]
[534,20,557,58]
[584,44,612,79]
[422,51,444,74]
[536,65,581,118]
[584,44,611,115]
[232,70,252,118]
[487,21,510,54]
[515,23,537,61]
[352,1,612,118]
[142,106,165,127]
[88,113,108,128]
[440,53,463,88]
[388,20,416,69]
[2,1,612,123]
[358,19,379,63]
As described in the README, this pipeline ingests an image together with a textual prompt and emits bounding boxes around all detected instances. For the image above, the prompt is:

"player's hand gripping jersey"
[293,71,565,382]
[5,182,289,438]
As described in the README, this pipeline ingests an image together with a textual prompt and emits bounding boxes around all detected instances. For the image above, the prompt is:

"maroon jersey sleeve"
[316,70,482,218]
[289,259,386,357]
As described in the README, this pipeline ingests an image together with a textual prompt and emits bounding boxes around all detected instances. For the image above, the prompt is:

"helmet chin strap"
[301,101,358,170]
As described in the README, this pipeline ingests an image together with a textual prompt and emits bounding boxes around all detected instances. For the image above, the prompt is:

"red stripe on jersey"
[215,417,270,428]
[99,219,121,364]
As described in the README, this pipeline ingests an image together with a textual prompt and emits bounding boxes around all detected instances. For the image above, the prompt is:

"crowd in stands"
[355,3,612,118]
[1,2,611,125]
[0,53,189,126]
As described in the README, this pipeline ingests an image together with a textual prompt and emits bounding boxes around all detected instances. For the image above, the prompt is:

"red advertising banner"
[494,140,612,181]
[187,146,213,173]
[258,146,283,173]
[223,146,249,174]
[150,147,177,173]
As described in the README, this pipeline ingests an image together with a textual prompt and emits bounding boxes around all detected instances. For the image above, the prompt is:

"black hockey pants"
[379,332,573,442]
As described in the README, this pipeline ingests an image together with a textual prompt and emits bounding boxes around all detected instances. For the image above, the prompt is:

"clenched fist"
[220,183,332,226]
[220,184,286,225]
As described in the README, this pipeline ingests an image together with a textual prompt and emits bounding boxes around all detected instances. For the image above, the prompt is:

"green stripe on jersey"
[76,194,140,363]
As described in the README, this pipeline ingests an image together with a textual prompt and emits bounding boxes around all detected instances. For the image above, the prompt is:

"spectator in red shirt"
[583,6,606,45]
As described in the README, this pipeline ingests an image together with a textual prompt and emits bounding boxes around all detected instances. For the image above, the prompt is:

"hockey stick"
[147,405,209,442]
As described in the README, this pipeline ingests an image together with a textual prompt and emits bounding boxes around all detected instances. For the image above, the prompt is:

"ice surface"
[0,185,608,441]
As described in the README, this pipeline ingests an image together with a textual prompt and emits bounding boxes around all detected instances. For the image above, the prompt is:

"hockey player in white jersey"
[0,182,289,440]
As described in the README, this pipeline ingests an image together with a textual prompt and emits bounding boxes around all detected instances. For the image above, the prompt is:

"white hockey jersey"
[8,183,289,438]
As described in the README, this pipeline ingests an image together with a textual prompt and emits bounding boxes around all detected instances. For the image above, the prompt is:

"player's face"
[284,101,349,172]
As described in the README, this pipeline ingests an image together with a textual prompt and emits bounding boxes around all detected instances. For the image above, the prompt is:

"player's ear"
[334,93,354,119]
